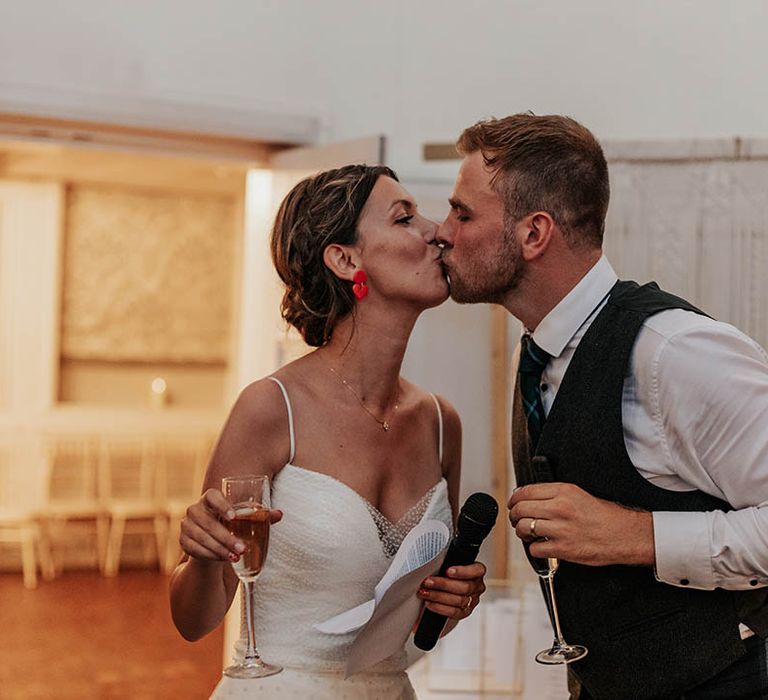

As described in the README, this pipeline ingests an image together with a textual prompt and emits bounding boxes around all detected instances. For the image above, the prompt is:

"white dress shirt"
[525,255,768,593]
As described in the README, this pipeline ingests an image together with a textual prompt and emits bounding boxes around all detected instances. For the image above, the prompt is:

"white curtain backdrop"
[604,148,768,348]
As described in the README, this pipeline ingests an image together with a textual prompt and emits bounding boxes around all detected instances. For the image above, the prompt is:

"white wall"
[2,1,767,180]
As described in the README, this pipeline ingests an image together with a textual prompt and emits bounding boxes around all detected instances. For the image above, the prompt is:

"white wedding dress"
[210,377,453,699]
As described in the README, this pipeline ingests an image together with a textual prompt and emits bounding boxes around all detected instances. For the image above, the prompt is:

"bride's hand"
[417,562,487,619]
[179,488,283,563]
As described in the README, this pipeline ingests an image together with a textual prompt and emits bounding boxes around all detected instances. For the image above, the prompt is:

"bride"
[169,164,487,699]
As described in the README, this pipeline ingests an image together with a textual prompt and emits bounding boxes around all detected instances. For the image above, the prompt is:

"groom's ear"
[520,212,555,261]
[323,243,359,281]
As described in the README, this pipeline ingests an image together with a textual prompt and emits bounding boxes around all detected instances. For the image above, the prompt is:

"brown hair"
[457,113,609,248]
[270,164,397,347]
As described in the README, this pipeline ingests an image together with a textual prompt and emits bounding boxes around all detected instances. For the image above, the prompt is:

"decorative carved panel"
[61,185,237,364]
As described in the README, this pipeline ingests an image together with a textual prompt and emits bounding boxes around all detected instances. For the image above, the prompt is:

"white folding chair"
[100,436,165,576]
[0,437,54,588]
[41,435,109,575]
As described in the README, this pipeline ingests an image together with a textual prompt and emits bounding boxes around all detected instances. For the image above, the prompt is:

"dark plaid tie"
[518,333,552,451]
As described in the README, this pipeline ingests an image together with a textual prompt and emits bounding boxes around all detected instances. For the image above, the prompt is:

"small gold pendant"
[382,421,390,432]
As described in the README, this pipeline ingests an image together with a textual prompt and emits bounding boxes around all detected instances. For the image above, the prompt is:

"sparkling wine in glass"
[229,505,270,581]
[221,475,282,679]
[524,457,588,665]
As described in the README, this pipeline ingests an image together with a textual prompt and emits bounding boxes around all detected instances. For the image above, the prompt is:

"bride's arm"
[169,379,288,641]
[440,398,462,522]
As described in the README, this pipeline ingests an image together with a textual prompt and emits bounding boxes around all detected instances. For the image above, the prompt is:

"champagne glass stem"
[242,580,259,664]
[543,573,567,647]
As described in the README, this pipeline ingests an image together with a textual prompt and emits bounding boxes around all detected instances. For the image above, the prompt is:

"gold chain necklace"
[326,365,399,432]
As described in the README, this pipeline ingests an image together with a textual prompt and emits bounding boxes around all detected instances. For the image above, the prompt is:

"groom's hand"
[508,482,655,567]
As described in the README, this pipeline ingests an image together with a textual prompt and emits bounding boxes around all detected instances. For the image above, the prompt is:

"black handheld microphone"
[413,492,499,651]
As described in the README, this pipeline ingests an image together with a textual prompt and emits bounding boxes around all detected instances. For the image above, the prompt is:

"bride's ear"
[323,244,359,281]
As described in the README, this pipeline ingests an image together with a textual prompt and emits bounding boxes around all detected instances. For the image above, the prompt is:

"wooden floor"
[0,569,224,700]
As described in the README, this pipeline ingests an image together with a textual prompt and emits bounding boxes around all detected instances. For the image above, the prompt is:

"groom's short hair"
[457,113,610,249]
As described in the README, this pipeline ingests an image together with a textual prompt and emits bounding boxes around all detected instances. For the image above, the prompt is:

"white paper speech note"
[313,519,450,635]
[345,551,448,677]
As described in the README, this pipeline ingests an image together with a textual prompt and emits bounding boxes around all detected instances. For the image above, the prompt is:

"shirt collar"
[531,255,618,359]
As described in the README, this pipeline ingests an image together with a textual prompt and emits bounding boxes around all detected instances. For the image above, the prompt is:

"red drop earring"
[352,269,368,300]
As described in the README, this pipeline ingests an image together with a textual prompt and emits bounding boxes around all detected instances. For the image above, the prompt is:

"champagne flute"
[524,456,588,665]
[221,475,282,679]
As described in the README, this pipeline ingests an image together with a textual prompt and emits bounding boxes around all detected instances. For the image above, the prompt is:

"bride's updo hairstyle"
[270,164,397,347]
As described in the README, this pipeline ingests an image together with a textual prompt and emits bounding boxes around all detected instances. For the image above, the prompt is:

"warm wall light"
[236,168,282,390]
[149,376,168,408]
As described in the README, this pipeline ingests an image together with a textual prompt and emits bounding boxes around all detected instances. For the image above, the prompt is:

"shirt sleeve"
[645,318,768,590]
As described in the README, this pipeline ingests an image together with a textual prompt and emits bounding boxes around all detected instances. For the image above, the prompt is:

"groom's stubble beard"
[446,222,524,304]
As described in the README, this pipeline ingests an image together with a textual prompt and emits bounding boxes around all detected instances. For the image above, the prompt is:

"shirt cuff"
[652,511,716,590]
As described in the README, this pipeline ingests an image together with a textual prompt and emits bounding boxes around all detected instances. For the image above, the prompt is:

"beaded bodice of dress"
[367,481,442,558]
[240,378,453,673]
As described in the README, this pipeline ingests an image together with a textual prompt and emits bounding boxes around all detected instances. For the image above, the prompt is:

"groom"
[435,113,768,699]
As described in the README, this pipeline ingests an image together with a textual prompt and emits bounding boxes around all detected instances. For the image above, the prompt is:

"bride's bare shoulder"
[233,377,291,425]
[401,380,461,428]
[204,378,294,482]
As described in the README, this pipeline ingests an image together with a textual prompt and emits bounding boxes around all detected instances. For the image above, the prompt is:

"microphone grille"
[457,492,499,543]
[463,492,499,523]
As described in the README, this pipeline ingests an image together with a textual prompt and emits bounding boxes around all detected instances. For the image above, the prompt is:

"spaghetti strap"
[430,393,444,466]
[268,377,296,464]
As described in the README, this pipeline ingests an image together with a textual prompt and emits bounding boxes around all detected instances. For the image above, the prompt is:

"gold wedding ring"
[463,595,473,611]
[530,518,538,538]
